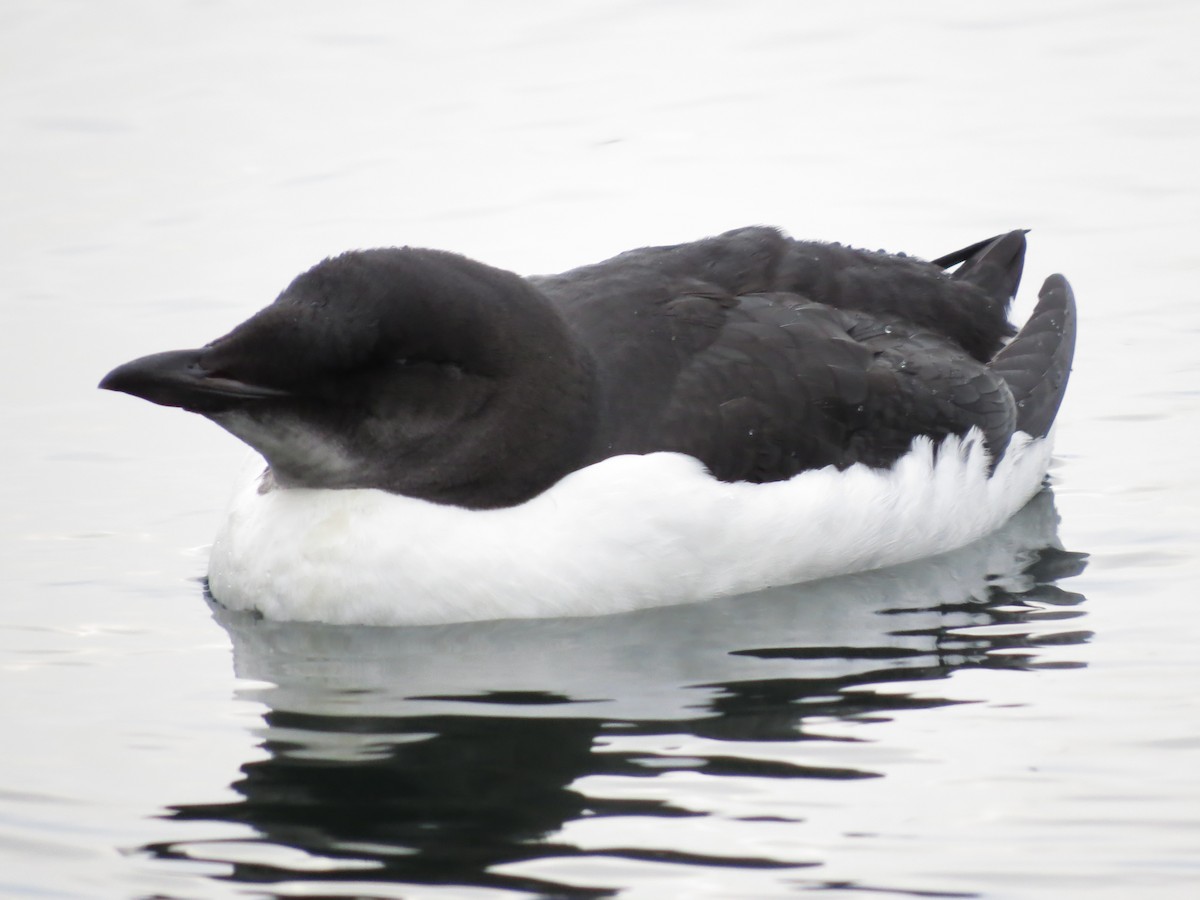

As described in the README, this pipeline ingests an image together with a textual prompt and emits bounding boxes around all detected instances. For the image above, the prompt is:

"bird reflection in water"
[143,489,1088,897]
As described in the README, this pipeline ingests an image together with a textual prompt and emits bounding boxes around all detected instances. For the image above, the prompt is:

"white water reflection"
[145,491,1088,897]
[214,491,1075,725]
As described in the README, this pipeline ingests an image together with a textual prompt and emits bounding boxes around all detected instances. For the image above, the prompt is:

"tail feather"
[989,274,1077,438]
[934,229,1029,307]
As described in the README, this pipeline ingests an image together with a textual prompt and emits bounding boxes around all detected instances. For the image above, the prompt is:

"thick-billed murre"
[100,227,1076,625]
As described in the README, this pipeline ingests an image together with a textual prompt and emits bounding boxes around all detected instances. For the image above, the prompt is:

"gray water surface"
[3,1,1199,897]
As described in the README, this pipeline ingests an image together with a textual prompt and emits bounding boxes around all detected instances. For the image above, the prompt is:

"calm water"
[3,1,1199,897]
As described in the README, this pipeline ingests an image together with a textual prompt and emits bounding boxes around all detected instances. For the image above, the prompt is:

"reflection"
[144,490,1088,897]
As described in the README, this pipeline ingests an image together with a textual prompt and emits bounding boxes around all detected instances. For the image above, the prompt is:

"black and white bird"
[100,227,1075,625]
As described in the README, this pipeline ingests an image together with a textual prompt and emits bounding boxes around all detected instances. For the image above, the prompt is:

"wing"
[643,297,1016,482]
[536,228,1025,482]
[540,226,1019,362]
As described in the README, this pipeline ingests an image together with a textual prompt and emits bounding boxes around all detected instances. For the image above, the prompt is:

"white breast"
[207,429,1053,626]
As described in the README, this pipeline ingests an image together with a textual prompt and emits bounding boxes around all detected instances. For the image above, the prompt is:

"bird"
[100,226,1076,626]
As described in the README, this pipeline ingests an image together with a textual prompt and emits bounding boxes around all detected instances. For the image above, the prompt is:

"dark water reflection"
[144,490,1088,897]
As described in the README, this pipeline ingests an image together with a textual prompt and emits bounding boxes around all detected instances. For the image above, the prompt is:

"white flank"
[207,430,1053,626]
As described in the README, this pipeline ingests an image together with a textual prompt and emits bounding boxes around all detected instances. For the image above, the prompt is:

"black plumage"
[100,227,1075,510]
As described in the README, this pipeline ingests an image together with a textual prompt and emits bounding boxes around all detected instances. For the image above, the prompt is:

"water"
[3,1,1199,897]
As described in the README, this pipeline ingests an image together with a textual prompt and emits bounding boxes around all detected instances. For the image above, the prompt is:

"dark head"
[100,248,596,508]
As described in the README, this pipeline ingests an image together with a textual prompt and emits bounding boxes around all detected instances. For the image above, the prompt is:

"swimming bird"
[100,227,1075,625]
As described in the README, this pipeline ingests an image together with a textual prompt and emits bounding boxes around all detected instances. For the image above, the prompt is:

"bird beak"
[100,349,291,413]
